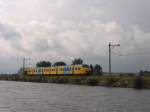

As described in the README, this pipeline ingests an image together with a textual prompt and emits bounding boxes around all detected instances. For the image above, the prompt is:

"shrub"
[85,77,99,86]
[104,77,119,87]
[133,76,144,89]
[69,77,82,85]
[56,77,68,84]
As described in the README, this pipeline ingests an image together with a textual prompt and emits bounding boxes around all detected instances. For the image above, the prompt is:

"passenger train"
[25,64,91,76]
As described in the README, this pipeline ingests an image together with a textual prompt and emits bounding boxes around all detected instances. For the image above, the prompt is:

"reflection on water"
[0,81,150,112]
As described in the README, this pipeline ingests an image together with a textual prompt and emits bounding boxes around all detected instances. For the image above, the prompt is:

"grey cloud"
[0,22,20,40]
[0,0,150,73]
[99,0,150,32]
[0,22,30,55]
[7,20,150,73]
[32,38,51,52]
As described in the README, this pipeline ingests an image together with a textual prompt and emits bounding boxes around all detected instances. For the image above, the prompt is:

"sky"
[0,0,150,73]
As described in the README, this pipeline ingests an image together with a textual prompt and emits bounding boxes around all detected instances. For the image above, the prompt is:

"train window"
[78,67,80,70]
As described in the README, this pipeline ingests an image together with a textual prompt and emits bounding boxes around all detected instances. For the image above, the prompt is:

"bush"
[56,77,68,84]
[69,77,83,85]
[104,77,119,87]
[133,76,144,89]
[85,77,99,86]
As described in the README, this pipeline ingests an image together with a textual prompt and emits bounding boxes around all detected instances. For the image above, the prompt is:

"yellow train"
[25,64,91,76]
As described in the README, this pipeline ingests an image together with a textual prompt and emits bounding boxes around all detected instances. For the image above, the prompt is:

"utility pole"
[109,43,111,76]
[108,42,120,76]
[22,58,30,75]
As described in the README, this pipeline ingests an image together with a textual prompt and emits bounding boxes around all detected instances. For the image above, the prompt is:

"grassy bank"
[0,75,150,89]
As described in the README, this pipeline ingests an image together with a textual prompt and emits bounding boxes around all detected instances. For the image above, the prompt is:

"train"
[25,64,91,76]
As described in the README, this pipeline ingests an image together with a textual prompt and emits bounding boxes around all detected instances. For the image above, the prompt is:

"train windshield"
[83,64,89,68]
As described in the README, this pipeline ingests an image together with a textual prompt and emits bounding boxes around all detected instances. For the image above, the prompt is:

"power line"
[112,51,150,56]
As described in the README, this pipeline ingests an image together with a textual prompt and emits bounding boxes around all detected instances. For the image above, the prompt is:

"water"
[0,81,150,112]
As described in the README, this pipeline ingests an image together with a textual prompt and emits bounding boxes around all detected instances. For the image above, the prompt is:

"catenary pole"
[108,43,120,76]
[109,43,111,76]
[22,58,30,75]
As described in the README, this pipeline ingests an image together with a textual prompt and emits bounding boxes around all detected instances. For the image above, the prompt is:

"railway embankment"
[0,75,150,89]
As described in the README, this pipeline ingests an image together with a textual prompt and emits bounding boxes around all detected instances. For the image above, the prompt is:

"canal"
[0,81,150,112]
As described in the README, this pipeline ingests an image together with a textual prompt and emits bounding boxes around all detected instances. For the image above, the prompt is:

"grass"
[0,75,150,89]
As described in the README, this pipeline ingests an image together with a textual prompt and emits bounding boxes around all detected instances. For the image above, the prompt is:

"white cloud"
[1,19,150,60]
[0,0,150,73]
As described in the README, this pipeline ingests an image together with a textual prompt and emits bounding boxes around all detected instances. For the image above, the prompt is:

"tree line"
[36,58,84,67]
[36,58,102,75]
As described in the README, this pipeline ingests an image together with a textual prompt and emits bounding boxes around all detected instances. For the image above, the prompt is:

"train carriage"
[26,68,36,76]
[35,67,43,75]
[25,64,91,76]
[43,67,51,76]
[50,67,57,75]
[72,65,85,75]
[57,66,64,75]
[64,66,73,75]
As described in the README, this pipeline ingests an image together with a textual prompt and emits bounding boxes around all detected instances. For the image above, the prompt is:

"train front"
[82,64,91,75]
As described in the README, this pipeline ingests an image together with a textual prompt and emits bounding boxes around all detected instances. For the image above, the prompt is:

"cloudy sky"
[0,0,150,73]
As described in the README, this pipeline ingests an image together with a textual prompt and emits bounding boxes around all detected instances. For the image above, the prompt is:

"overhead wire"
[112,51,150,56]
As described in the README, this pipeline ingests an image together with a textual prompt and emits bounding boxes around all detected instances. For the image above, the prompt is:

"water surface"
[0,81,149,112]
